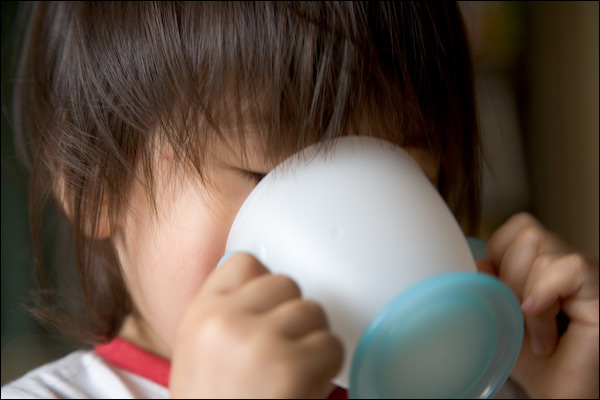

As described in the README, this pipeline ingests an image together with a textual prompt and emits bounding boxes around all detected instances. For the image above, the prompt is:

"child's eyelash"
[243,170,267,183]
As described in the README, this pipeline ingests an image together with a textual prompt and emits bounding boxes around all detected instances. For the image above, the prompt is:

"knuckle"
[283,299,329,330]
[219,252,270,284]
[231,252,267,272]
[301,299,328,324]
[324,332,345,359]
[564,253,588,275]
[302,298,325,313]
[271,274,302,297]
[528,273,551,296]
[313,332,345,373]
[511,212,538,227]
[516,225,545,247]
[531,253,555,274]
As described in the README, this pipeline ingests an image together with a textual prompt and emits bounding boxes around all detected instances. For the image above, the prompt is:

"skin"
[479,213,599,398]
[109,133,598,398]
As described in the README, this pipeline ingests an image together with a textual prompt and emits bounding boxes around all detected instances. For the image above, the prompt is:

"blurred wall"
[461,1,599,258]
[525,1,599,258]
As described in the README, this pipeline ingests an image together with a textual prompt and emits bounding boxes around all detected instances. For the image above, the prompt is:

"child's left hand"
[479,212,599,399]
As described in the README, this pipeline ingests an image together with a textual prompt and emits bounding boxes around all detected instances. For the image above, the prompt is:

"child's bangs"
[166,2,439,182]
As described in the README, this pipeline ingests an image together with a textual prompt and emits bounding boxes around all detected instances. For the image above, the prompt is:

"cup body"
[225,136,476,388]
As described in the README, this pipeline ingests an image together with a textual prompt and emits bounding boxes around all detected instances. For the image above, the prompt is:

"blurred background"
[459,1,599,253]
[1,1,598,385]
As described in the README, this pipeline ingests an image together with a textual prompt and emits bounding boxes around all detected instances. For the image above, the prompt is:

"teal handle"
[466,236,487,261]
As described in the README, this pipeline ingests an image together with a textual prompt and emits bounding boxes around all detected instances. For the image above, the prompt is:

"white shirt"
[2,338,169,399]
[1,350,168,399]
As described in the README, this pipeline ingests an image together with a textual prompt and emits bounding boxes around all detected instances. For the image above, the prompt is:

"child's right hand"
[169,253,344,398]
[481,213,599,398]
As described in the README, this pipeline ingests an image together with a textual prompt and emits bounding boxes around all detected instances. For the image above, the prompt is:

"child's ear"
[55,176,115,239]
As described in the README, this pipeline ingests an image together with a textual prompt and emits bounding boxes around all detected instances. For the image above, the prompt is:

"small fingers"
[269,299,329,338]
[298,330,345,389]
[203,252,270,295]
[523,302,560,356]
[487,213,571,300]
[522,254,593,315]
[237,273,302,313]
[495,225,543,299]
[487,212,543,269]
[260,329,344,398]
[521,253,599,356]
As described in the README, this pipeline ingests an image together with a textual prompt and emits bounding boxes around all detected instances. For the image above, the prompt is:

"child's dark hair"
[13,1,480,344]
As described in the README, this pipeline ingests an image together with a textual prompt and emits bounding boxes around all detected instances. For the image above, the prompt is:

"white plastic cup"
[225,136,523,398]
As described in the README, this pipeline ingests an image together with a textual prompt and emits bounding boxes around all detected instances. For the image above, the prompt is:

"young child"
[2,2,598,399]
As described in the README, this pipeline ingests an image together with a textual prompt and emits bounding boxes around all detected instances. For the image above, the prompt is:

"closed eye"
[242,170,267,183]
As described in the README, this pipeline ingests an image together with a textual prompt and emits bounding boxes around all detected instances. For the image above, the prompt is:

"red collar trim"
[95,338,347,398]
[95,338,170,388]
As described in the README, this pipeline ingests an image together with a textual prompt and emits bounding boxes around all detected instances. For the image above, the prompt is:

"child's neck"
[118,313,171,360]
